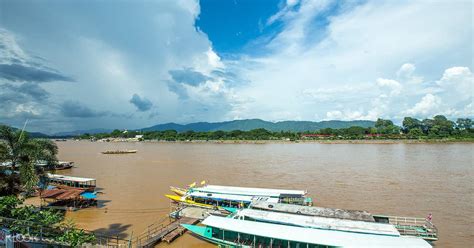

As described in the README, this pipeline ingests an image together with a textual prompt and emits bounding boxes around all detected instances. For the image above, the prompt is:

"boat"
[101,149,137,154]
[249,200,438,242]
[182,214,432,247]
[35,160,74,170]
[54,161,74,170]
[170,186,187,196]
[45,173,96,190]
[166,192,280,210]
[166,184,312,209]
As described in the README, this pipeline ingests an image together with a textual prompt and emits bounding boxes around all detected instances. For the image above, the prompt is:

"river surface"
[55,141,473,247]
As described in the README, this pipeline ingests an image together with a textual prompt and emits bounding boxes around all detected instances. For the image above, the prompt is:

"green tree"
[456,118,472,130]
[402,117,422,133]
[0,196,95,246]
[375,118,400,134]
[110,129,122,137]
[0,125,58,195]
[407,127,423,138]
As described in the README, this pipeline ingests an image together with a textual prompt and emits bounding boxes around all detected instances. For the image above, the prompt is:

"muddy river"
[54,141,473,247]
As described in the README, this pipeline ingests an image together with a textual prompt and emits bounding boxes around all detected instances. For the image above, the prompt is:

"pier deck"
[134,217,199,247]
[170,205,228,220]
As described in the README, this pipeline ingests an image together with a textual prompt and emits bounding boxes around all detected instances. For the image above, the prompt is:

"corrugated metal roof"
[47,173,96,183]
[192,185,306,198]
[202,216,432,247]
[251,200,375,222]
[236,209,399,236]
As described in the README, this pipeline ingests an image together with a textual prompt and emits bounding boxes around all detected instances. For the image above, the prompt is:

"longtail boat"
[101,149,137,154]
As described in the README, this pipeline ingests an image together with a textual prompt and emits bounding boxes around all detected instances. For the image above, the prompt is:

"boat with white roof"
[182,214,433,247]
[166,184,312,209]
[249,199,438,242]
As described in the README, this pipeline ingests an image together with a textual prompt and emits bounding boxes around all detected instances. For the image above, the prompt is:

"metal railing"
[133,216,170,247]
[383,215,438,241]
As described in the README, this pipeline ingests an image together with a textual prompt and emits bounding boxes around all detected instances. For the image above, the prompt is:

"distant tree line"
[79,115,473,141]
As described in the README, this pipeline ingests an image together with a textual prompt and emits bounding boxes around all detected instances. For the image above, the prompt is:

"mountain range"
[139,119,375,132]
[4,119,375,137]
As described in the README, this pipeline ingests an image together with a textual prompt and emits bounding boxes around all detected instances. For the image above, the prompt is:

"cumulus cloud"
[376,78,402,96]
[60,101,107,118]
[405,94,442,116]
[0,82,50,103]
[129,94,153,112]
[0,0,472,132]
[437,67,473,98]
[396,63,423,84]
[0,28,73,83]
[168,68,211,86]
[226,0,472,122]
[0,64,73,82]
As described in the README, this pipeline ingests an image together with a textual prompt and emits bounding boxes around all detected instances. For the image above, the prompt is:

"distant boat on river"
[101,149,138,154]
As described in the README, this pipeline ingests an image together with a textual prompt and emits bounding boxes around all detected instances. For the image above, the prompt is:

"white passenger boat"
[182,214,432,247]
[166,184,312,208]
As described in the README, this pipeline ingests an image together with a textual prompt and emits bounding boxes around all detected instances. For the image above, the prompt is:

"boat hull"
[181,224,251,248]
[165,194,218,209]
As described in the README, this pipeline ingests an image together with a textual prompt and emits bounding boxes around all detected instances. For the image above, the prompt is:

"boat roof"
[191,185,306,198]
[47,173,96,183]
[188,192,279,203]
[251,200,375,222]
[202,216,431,247]
[236,209,399,236]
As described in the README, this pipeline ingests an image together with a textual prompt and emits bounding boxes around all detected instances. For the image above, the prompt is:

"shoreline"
[73,139,474,144]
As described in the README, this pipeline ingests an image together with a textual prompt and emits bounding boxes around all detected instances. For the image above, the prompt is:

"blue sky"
[0,0,472,133]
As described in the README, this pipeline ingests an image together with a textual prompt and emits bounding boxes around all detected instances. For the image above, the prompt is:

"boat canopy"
[235,209,399,236]
[202,216,432,247]
[188,192,279,203]
[251,199,375,222]
[47,173,95,183]
[191,185,306,198]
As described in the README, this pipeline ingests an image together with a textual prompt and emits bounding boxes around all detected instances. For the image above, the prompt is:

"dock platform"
[170,205,228,220]
[134,217,199,247]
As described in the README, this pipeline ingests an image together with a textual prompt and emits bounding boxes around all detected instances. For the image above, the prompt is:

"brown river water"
[53,141,473,247]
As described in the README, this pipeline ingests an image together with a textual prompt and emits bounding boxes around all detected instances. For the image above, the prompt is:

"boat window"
[268,204,274,208]
[373,215,390,223]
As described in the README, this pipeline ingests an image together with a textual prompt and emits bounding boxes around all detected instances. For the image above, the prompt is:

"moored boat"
[170,186,187,196]
[55,161,74,170]
[46,173,96,190]
[182,214,432,247]
[166,184,312,209]
[249,200,438,242]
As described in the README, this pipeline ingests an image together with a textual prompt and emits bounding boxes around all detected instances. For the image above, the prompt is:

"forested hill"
[140,119,375,132]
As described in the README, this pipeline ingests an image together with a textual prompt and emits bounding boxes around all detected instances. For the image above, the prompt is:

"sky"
[0,0,472,134]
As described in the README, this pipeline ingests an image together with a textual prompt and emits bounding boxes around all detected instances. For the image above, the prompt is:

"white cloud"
[228,0,472,122]
[437,66,473,98]
[405,94,442,116]
[1,0,472,132]
[376,78,402,96]
[396,63,423,84]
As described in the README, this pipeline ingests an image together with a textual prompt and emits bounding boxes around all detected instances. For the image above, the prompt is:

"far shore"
[69,138,474,144]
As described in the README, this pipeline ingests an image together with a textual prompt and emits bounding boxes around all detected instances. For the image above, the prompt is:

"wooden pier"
[134,217,199,247]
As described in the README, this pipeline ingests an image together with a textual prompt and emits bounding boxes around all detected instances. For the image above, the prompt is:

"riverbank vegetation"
[79,115,473,142]
[0,196,95,246]
[0,126,95,245]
